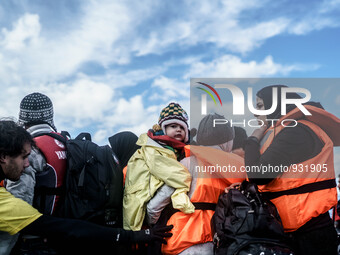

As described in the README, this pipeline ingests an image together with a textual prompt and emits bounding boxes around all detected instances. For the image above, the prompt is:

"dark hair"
[0,120,35,157]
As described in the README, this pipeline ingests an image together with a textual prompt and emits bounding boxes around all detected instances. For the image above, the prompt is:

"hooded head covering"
[196,113,234,146]
[256,85,302,119]
[108,131,140,168]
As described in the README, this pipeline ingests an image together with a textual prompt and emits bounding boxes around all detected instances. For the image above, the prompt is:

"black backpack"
[34,131,123,227]
[211,181,295,255]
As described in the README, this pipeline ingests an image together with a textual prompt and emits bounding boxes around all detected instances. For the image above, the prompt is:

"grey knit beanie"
[196,113,234,146]
[18,92,56,130]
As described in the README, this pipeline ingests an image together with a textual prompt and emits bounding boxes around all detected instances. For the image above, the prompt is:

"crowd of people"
[0,84,339,255]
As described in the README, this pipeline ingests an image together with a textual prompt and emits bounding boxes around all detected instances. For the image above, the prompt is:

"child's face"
[165,124,186,141]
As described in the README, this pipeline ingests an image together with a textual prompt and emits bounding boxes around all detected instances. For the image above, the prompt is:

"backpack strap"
[193,202,216,211]
[261,179,336,200]
[34,131,90,144]
[75,132,91,141]
[33,132,68,144]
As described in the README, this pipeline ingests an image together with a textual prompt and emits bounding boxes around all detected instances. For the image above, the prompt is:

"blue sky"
[0,0,339,151]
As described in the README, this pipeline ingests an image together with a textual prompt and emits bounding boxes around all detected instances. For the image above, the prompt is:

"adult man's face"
[1,142,31,181]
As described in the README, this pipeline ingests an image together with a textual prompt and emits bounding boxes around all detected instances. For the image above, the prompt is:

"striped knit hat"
[18,92,56,131]
[158,102,189,142]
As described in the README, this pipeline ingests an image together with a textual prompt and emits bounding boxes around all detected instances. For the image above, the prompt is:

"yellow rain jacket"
[123,133,194,230]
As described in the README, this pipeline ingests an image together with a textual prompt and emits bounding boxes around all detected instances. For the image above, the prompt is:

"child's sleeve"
[150,154,195,214]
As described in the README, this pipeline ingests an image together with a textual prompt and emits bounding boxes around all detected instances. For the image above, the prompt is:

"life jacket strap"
[261,179,336,200]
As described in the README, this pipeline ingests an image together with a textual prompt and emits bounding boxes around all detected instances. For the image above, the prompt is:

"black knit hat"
[18,92,56,130]
[197,113,234,146]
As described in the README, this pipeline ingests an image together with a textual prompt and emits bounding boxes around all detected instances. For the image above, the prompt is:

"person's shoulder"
[28,148,46,172]
[0,186,10,196]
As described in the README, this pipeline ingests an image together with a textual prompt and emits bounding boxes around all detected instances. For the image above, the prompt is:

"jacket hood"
[136,133,163,148]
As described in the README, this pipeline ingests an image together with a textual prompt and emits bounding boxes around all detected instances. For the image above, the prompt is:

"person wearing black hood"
[109,131,141,169]
[109,131,141,186]
[244,85,340,255]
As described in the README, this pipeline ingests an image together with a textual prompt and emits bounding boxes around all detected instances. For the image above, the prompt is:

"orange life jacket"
[162,145,246,254]
[123,166,127,186]
[258,105,339,232]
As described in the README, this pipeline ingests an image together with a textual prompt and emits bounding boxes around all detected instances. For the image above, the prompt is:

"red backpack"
[33,132,67,215]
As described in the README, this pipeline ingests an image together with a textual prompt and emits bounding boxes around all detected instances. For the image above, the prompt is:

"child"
[123,102,194,231]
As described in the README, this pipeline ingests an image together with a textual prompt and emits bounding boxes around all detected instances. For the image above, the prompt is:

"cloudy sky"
[0,0,339,152]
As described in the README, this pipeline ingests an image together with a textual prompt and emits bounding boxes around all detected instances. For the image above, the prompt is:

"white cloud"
[150,76,189,101]
[320,0,340,13]
[289,16,337,35]
[336,95,340,105]
[2,14,41,51]
[109,95,146,127]
[0,53,21,85]
[0,0,339,145]
[287,0,340,35]
[0,86,23,120]
[185,55,315,78]
[102,95,160,139]
[0,2,134,85]
[48,79,115,128]
[27,80,161,144]
[201,18,290,53]
[0,0,336,87]
[130,0,340,55]
[93,129,110,145]
[131,1,289,55]
[101,66,166,88]
[98,97,191,142]
[69,1,133,66]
